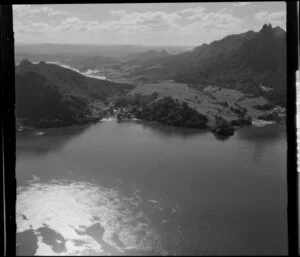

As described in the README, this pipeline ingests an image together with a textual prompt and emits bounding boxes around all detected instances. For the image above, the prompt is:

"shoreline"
[16,115,284,136]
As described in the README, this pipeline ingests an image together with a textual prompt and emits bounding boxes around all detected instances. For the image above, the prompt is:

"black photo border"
[0,1,299,256]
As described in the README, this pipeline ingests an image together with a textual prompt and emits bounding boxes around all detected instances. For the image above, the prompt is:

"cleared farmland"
[128,80,272,121]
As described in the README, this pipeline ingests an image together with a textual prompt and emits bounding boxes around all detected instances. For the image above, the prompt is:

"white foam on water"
[17,179,161,255]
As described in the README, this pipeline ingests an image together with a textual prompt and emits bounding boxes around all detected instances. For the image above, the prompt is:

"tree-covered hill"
[130,24,286,106]
[16,60,135,128]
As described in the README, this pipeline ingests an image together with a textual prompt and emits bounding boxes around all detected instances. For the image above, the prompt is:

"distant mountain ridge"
[123,50,171,62]
[131,24,286,106]
[15,43,190,59]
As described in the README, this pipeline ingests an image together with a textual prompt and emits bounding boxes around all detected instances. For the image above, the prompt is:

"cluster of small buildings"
[260,85,274,93]
[272,106,286,122]
[115,106,136,120]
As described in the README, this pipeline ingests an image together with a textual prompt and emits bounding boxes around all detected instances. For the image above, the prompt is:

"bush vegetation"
[133,96,208,128]
[113,93,208,129]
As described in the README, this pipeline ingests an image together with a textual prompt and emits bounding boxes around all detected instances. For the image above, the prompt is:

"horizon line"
[14,24,285,48]
[14,42,197,47]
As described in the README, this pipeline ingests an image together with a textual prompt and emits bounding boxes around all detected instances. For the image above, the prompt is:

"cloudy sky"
[13,2,286,46]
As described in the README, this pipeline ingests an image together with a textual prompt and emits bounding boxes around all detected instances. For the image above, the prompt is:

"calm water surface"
[16,119,287,255]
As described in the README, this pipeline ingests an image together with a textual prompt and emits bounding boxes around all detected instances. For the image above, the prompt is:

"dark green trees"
[134,96,208,129]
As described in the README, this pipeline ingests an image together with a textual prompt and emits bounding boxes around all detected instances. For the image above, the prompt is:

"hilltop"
[128,24,286,106]
[123,50,171,62]
[16,60,134,129]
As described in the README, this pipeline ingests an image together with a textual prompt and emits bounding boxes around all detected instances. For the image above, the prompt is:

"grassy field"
[127,80,273,122]
[237,96,269,118]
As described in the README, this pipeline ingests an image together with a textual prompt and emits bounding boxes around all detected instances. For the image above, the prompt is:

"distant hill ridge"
[16,59,134,100]
[15,43,189,59]
[131,24,286,106]
[123,49,171,61]
[16,60,134,128]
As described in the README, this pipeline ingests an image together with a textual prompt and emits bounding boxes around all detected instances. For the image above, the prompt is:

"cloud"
[179,6,205,14]
[13,5,47,18]
[176,7,244,41]
[232,2,251,7]
[186,8,243,27]
[94,10,183,34]
[13,5,68,18]
[110,9,126,16]
[85,20,120,32]
[13,5,245,45]
[254,10,286,27]
[13,5,243,38]
[48,10,68,16]
[56,17,85,32]
[117,10,181,25]
[15,4,285,45]
[14,21,54,34]
[61,17,82,24]
[14,16,84,34]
